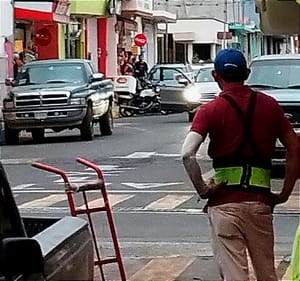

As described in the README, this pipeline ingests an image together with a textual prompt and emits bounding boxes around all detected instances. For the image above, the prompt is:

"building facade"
[153,0,266,63]
[14,0,71,60]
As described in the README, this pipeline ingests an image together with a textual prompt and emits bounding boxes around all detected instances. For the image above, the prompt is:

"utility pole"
[223,0,228,49]
[232,0,236,23]
[242,0,245,24]
[165,0,169,63]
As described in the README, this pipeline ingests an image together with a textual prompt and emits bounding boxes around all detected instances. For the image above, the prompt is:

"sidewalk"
[96,255,292,281]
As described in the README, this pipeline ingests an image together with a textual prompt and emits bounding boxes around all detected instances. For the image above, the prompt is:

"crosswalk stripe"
[19,194,67,208]
[78,194,134,209]
[144,195,193,210]
[53,176,90,183]
[12,184,36,190]
[128,257,195,281]
[15,193,300,214]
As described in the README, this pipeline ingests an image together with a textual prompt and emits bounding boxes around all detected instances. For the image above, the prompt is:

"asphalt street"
[0,112,298,280]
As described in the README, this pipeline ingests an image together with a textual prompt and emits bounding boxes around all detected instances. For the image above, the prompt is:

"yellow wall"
[70,0,108,16]
[58,24,66,59]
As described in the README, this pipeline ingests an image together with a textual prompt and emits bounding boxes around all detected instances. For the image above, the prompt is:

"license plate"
[35,112,47,119]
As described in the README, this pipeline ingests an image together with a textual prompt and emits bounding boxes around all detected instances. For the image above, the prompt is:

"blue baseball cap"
[214,48,248,80]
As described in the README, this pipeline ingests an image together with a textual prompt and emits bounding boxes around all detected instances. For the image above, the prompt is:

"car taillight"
[117,77,128,83]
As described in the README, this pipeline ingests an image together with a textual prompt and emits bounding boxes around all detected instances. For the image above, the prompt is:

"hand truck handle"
[76,157,104,179]
[32,161,69,183]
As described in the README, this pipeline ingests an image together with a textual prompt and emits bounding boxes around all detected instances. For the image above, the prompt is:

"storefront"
[14,0,70,60]
[70,0,111,73]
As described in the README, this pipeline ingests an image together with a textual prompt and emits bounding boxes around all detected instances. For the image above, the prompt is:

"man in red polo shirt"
[181,48,300,281]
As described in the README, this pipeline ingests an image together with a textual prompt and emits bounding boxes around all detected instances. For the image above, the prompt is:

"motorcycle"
[118,80,161,117]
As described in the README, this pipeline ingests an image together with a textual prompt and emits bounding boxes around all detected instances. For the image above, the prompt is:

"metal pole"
[165,0,169,63]
[223,0,228,49]
[242,0,245,24]
[165,20,168,63]
[232,0,236,23]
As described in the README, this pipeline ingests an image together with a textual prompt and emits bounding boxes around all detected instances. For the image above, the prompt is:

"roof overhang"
[15,0,70,23]
[121,0,153,19]
[152,10,177,23]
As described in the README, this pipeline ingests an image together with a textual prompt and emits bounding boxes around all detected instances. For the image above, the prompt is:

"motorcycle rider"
[134,54,149,92]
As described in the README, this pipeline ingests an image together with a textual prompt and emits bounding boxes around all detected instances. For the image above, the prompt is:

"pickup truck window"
[17,63,87,86]
[247,59,300,89]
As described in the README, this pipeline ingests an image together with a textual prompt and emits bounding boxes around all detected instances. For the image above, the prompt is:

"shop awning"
[15,0,70,23]
[229,23,261,33]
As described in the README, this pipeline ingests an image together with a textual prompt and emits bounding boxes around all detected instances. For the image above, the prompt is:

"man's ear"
[212,70,218,82]
[244,68,251,80]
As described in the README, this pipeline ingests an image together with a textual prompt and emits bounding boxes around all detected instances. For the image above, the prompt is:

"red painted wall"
[34,22,59,60]
[97,18,107,75]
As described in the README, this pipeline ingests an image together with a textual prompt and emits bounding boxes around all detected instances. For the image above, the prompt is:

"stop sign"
[134,33,148,47]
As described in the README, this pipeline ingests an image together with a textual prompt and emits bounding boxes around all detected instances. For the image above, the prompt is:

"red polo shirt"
[192,85,292,159]
[191,84,293,206]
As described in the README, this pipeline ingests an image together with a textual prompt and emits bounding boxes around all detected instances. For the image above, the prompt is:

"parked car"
[246,54,300,165]
[148,63,200,120]
[2,59,114,144]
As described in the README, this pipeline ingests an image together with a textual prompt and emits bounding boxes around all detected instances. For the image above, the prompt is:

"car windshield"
[195,67,214,83]
[247,59,300,89]
[16,63,87,86]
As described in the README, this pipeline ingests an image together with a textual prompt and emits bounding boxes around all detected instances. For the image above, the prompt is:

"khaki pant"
[208,201,278,281]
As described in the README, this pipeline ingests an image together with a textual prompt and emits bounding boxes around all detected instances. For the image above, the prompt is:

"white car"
[187,64,221,121]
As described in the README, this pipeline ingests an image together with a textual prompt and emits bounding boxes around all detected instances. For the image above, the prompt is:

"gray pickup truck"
[247,54,300,166]
[2,59,114,144]
[0,162,94,281]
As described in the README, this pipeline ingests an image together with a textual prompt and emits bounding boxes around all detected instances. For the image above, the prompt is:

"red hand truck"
[32,157,126,281]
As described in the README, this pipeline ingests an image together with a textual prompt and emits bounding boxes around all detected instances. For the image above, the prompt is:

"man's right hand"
[199,178,228,199]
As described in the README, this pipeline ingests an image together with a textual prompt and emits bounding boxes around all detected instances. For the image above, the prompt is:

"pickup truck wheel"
[32,129,45,143]
[99,105,113,136]
[80,105,94,141]
[4,124,19,145]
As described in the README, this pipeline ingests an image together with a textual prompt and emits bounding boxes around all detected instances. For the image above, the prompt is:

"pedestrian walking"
[181,48,300,281]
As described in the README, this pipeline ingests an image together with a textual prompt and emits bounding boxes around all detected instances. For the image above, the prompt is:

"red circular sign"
[134,33,148,47]
[35,28,52,46]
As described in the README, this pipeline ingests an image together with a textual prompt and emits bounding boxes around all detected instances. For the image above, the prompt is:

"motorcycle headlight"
[70,98,86,105]
[183,87,201,102]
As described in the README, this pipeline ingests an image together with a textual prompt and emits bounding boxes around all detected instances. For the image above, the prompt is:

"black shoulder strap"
[221,91,262,156]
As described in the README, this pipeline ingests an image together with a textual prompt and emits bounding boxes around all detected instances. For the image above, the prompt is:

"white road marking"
[78,194,134,209]
[12,184,36,190]
[144,195,193,210]
[2,158,42,165]
[14,189,194,194]
[155,153,181,157]
[19,194,67,208]
[114,152,156,159]
[53,176,92,183]
[122,182,185,189]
